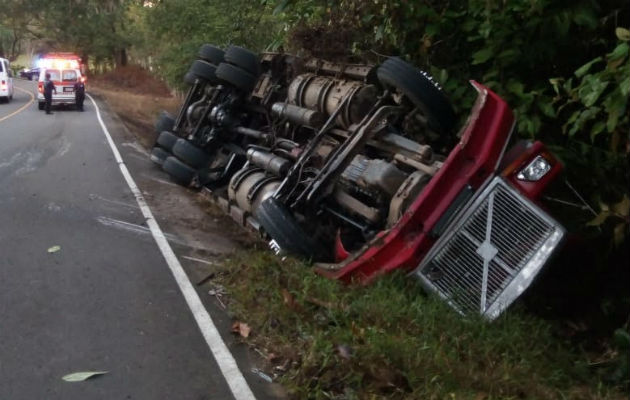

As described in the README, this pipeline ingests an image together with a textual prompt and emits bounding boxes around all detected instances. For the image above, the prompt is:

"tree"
[0,0,43,60]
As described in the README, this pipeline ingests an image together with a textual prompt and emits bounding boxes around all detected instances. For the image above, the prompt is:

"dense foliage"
[0,0,131,68]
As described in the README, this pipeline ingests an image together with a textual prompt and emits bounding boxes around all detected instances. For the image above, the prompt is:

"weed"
[219,251,626,399]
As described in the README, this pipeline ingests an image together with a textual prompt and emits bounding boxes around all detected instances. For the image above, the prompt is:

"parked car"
[0,57,15,102]
[151,44,566,320]
[20,67,40,80]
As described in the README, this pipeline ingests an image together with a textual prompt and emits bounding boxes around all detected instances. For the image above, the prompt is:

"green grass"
[217,250,625,400]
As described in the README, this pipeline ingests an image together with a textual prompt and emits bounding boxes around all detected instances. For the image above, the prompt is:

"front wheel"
[255,197,329,261]
[377,57,456,134]
[38,102,45,110]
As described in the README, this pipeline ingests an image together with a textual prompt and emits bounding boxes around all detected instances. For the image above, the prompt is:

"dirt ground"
[89,66,181,148]
[90,65,173,97]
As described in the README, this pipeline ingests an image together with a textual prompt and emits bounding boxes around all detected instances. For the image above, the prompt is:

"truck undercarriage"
[151,45,566,319]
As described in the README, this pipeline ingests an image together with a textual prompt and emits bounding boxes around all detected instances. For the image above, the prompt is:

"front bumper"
[413,176,565,320]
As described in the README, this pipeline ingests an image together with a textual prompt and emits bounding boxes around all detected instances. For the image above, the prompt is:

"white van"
[0,57,15,103]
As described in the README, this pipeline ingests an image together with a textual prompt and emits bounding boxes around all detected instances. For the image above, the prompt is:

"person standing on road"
[73,79,85,111]
[43,73,57,115]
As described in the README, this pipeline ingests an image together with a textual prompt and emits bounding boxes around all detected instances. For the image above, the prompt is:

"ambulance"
[37,53,86,110]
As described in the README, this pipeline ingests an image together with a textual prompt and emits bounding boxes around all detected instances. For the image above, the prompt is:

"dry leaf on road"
[62,371,108,382]
[231,321,251,338]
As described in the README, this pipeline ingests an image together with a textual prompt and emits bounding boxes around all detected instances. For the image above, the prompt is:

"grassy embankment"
[90,67,628,400]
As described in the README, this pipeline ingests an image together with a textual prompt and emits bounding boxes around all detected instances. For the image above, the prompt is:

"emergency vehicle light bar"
[40,59,80,69]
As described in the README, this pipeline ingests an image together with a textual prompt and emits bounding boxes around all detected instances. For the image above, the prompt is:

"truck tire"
[38,102,45,110]
[198,44,225,65]
[184,71,197,85]
[162,156,196,186]
[255,197,329,261]
[155,111,175,134]
[172,138,211,169]
[150,146,169,166]
[188,60,218,83]
[156,131,179,152]
[377,57,456,134]
[224,46,260,76]
[216,63,257,93]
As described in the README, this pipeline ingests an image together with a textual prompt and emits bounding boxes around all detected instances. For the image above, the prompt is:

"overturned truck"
[151,45,566,320]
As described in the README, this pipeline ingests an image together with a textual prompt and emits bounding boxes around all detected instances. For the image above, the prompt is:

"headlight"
[516,155,551,181]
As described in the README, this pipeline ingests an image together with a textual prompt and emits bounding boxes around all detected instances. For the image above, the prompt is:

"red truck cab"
[318,82,566,320]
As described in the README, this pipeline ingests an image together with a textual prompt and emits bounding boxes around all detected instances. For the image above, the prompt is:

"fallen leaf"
[305,296,336,310]
[587,210,610,227]
[336,344,353,360]
[281,288,294,307]
[612,194,630,217]
[281,288,301,311]
[231,321,251,338]
[616,27,630,41]
[48,245,61,253]
[62,371,108,382]
[350,321,365,338]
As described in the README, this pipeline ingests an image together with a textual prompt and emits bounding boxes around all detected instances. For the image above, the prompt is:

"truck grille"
[414,177,565,320]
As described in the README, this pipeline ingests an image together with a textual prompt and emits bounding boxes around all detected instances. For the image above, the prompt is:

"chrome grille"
[414,177,565,320]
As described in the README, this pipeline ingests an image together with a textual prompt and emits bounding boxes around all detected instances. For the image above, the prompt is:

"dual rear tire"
[162,156,196,186]
[215,45,260,93]
[152,136,212,187]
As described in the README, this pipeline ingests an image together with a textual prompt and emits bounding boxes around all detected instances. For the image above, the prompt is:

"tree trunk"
[114,48,128,68]
[10,31,21,61]
[81,53,90,74]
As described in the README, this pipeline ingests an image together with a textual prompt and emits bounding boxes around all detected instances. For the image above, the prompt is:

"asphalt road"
[0,81,277,399]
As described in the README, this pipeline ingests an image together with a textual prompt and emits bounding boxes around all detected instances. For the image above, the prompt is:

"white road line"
[86,93,256,400]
